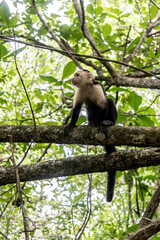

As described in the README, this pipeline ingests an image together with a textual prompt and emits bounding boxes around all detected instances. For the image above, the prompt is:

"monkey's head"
[72,70,94,88]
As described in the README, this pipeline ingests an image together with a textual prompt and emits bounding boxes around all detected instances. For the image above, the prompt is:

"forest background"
[0,0,160,239]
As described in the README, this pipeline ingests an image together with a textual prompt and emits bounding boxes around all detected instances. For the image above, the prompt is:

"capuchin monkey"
[64,69,118,202]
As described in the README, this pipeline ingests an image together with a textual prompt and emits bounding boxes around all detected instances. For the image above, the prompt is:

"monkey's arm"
[99,98,118,133]
[64,103,82,132]
[108,98,118,125]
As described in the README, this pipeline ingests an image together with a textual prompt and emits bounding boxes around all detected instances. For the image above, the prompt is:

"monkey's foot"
[99,120,113,133]
[64,123,74,133]
[88,121,96,127]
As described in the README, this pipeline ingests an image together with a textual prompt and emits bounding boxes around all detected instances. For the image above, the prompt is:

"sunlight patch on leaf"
[40,75,57,83]
[62,61,76,80]
[72,192,85,205]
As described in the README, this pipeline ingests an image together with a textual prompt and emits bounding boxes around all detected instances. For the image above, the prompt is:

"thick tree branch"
[124,219,160,240]
[95,75,160,89]
[0,125,160,147]
[126,68,160,78]
[138,185,160,229]
[0,148,160,186]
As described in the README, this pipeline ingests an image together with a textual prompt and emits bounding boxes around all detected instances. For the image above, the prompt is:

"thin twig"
[72,0,118,78]
[1,35,160,80]
[127,171,135,225]
[0,190,17,218]
[150,0,160,9]
[37,143,52,162]
[123,26,132,61]
[0,231,7,239]
[32,0,82,69]
[125,19,160,64]
[119,25,132,75]
[17,143,33,166]
[13,35,36,136]
[76,174,92,239]
[0,185,15,197]
[10,139,29,240]
[123,94,160,124]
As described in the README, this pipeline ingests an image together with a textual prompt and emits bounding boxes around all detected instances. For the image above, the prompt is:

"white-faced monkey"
[64,69,118,202]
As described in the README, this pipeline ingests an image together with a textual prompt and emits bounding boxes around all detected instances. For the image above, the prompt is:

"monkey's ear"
[88,72,94,80]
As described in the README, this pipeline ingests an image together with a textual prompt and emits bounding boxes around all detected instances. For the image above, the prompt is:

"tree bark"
[124,219,160,240]
[96,75,160,89]
[0,125,160,147]
[0,148,160,186]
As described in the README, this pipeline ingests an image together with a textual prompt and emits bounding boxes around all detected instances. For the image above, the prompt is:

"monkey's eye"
[75,73,79,77]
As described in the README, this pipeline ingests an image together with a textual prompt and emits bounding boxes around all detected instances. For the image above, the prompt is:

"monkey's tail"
[104,145,117,202]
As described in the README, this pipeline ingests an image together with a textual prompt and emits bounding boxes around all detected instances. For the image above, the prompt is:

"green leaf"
[128,91,142,111]
[127,37,140,52]
[139,16,148,29]
[9,15,19,27]
[121,13,130,18]
[150,5,158,20]
[0,197,8,203]
[0,45,8,59]
[0,1,10,26]
[102,23,112,39]
[72,192,85,205]
[107,13,117,19]
[59,24,71,39]
[77,115,86,125]
[95,6,103,17]
[117,114,128,124]
[151,237,160,240]
[35,90,45,101]
[136,116,154,126]
[86,4,94,15]
[61,61,76,80]
[144,175,157,182]
[4,46,26,59]
[99,13,107,21]
[127,224,138,233]
[40,75,57,83]
[0,97,7,104]
[38,25,48,36]
[3,192,12,198]
[35,103,43,113]
[108,42,119,50]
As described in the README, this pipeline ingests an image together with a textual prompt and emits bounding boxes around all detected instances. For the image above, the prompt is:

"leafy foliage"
[0,0,159,239]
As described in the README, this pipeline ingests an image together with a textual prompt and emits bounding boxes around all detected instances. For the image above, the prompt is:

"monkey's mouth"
[72,80,78,85]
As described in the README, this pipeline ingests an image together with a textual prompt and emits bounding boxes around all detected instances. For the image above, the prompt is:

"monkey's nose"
[72,78,76,85]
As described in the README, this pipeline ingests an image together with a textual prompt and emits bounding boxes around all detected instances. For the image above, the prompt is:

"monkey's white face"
[72,70,93,88]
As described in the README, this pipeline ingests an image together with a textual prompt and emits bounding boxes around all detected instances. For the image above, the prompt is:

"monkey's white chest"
[74,84,107,109]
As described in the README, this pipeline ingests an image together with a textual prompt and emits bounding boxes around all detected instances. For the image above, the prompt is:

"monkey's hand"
[99,120,113,133]
[64,123,74,133]
[88,121,96,127]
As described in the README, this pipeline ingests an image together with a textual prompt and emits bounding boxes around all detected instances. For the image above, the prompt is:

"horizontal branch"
[96,76,160,89]
[0,148,160,186]
[126,68,160,78]
[1,125,160,147]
